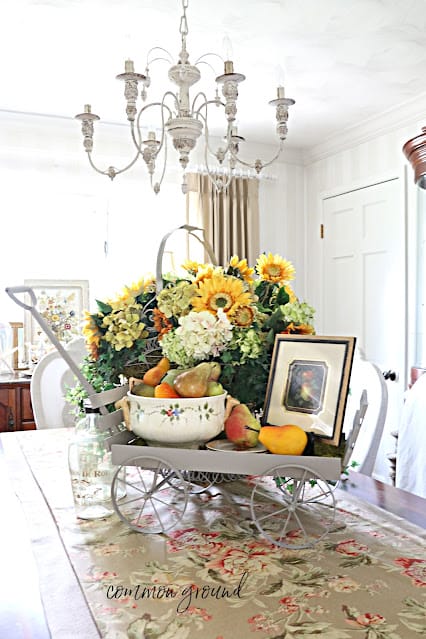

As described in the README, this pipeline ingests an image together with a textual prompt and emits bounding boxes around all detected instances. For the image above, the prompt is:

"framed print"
[263,334,356,446]
[24,280,89,347]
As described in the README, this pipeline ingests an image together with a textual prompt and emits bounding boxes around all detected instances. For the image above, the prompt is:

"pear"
[206,380,225,396]
[258,425,308,455]
[224,402,261,449]
[131,382,155,398]
[173,362,214,398]
[208,362,221,381]
[161,368,189,387]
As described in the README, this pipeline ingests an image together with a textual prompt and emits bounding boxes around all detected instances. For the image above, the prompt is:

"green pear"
[224,402,261,449]
[206,380,224,396]
[161,368,189,387]
[131,382,155,397]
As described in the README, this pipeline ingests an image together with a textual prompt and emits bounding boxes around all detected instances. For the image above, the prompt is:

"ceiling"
[2,0,426,150]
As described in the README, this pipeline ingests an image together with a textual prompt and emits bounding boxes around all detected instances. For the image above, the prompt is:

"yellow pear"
[258,424,308,455]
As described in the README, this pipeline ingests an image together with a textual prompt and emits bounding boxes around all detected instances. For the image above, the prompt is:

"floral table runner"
[7,430,426,639]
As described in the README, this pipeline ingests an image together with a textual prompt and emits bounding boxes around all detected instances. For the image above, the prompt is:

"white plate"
[206,440,267,453]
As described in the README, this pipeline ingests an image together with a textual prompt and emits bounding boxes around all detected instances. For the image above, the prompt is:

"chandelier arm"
[202,111,232,157]
[193,96,226,115]
[130,120,143,152]
[231,140,284,172]
[191,92,209,118]
[133,100,174,156]
[86,150,141,180]
[194,52,223,67]
[155,123,169,189]
[202,126,233,192]
[146,47,173,66]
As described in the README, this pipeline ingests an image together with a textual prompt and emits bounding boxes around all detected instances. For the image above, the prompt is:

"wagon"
[108,429,357,549]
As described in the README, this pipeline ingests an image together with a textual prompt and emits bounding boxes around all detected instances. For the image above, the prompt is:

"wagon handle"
[156,224,217,292]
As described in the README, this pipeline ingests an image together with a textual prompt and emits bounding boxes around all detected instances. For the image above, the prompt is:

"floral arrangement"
[77,252,315,411]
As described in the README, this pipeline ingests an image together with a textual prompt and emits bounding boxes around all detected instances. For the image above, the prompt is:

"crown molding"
[302,92,426,165]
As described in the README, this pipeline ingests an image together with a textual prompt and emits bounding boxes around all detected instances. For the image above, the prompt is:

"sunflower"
[194,264,223,284]
[153,307,173,339]
[82,311,101,359]
[231,305,255,327]
[256,252,295,284]
[281,322,315,335]
[284,285,297,303]
[228,255,255,284]
[123,276,155,299]
[181,260,206,276]
[191,274,253,317]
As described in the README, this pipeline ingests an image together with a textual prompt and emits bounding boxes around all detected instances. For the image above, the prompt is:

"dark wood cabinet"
[0,376,35,432]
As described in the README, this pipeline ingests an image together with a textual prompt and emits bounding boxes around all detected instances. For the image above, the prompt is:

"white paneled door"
[322,178,405,483]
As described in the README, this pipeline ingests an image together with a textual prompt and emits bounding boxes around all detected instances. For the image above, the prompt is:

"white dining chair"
[342,348,388,476]
[30,337,87,429]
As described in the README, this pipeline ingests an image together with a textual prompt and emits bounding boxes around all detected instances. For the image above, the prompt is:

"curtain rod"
[187,165,276,181]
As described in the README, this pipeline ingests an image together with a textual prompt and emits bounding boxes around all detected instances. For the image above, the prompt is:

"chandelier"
[75,0,295,194]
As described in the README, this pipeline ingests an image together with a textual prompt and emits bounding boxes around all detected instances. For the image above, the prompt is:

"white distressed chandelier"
[75,0,294,194]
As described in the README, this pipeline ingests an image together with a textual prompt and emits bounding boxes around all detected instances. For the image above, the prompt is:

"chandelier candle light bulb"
[75,0,295,193]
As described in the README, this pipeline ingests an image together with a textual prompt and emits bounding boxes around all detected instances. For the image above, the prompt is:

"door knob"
[383,370,397,381]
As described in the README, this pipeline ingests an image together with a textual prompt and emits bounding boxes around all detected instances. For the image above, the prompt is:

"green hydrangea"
[157,281,197,318]
[280,301,315,326]
[229,327,263,364]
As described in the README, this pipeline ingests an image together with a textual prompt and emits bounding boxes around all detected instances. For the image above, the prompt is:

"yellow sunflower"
[281,322,315,335]
[256,252,295,284]
[194,264,223,284]
[123,276,155,298]
[191,274,253,316]
[82,311,101,359]
[231,305,255,327]
[229,255,255,284]
[285,285,297,303]
[181,260,207,275]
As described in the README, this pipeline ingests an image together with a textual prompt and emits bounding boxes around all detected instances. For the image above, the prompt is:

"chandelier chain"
[180,0,189,42]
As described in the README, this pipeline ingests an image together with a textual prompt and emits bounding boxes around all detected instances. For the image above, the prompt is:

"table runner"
[6,430,426,639]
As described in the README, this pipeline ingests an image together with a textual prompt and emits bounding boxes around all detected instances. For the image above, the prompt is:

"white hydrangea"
[160,309,233,367]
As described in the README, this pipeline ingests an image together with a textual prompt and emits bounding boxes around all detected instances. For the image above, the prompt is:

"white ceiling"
[2,0,426,150]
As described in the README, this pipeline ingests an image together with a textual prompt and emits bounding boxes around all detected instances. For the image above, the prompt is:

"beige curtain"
[185,173,259,265]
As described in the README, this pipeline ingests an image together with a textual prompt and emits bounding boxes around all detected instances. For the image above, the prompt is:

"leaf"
[96,299,113,314]
[276,286,290,306]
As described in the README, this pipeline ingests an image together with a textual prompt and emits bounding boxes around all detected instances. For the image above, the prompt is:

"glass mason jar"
[68,403,117,519]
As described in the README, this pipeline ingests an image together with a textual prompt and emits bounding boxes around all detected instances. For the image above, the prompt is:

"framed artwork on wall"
[263,334,356,446]
[23,280,89,352]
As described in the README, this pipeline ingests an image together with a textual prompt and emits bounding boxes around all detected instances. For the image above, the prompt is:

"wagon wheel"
[161,468,217,494]
[111,455,188,534]
[250,464,336,549]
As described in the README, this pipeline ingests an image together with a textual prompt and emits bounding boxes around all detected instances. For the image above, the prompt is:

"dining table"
[1,427,425,639]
